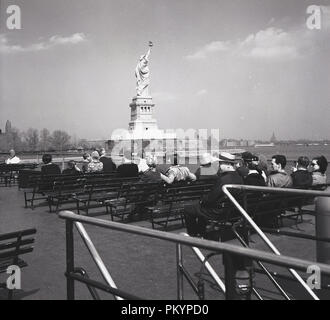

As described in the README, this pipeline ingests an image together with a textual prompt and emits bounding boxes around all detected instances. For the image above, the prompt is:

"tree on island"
[39,128,51,152]
[51,130,71,152]
[24,128,40,151]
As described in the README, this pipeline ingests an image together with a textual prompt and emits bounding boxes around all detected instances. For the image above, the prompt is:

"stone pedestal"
[107,95,177,160]
[129,96,158,134]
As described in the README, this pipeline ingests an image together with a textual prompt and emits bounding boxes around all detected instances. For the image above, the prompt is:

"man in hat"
[195,153,219,180]
[184,152,243,238]
[237,152,254,179]
[238,152,266,186]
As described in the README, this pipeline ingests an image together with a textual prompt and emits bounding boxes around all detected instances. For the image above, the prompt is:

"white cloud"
[0,33,87,54]
[185,24,330,61]
[241,28,299,59]
[186,41,229,60]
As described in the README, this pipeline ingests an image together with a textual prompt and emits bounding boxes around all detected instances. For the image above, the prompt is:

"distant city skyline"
[0,0,330,141]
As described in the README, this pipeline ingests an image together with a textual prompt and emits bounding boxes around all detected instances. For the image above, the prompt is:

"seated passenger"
[257,154,269,177]
[99,148,116,173]
[117,157,139,178]
[243,154,266,186]
[62,160,81,175]
[184,152,243,238]
[87,151,103,173]
[5,149,20,164]
[161,164,196,184]
[291,156,312,188]
[311,156,328,186]
[268,155,292,188]
[140,155,163,183]
[138,158,149,174]
[237,151,253,179]
[195,153,219,180]
[41,154,61,176]
[81,153,91,173]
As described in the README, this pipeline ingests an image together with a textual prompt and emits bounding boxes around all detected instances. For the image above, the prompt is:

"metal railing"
[222,184,330,300]
[231,224,290,300]
[59,210,330,300]
[177,233,226,300]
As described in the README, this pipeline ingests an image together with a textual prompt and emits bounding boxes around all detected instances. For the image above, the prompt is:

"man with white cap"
[195,153,219,180]
[5,149,20,164]
[184,152,243,238]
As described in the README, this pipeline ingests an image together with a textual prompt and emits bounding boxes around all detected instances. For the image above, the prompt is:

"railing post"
[316,188,330,285]
[66,219,75,300]
[176,243,184,300]
[242,191,249,245]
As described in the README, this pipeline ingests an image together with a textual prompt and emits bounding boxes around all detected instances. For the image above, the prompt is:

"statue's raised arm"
[135,42,153,97]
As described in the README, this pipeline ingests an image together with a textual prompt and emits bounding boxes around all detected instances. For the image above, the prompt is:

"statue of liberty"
[135,41,153,97]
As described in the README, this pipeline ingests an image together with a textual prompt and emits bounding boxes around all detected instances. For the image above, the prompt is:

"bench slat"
[0,229,37,242]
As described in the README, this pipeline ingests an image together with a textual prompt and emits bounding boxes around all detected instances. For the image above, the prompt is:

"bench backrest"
[0,228,37,271]
[120,181,164,203]
[162,182,214,204]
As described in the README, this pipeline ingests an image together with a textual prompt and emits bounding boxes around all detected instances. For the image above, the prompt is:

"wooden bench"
[0,228,37,300]
[0,164,37,187]
[74,177,140,215]
[45,177,87,212]
[147,180,215,230]
[22,173,121,210]
[23,174,80,210]
[106,181,163,221]
[203,187,328,241]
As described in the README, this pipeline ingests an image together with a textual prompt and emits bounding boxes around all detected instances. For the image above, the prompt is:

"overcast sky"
[0,0,329,140]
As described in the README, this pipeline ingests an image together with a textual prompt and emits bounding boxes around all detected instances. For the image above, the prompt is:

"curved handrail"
[180,232,226,294]
[59,211,330,276]
[74,221,123,300]
[221,184,330,300]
